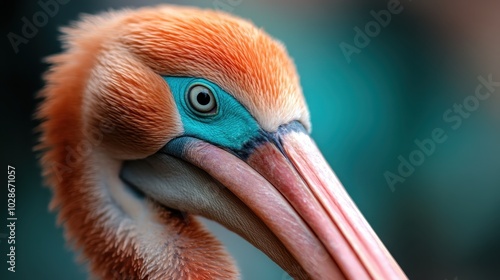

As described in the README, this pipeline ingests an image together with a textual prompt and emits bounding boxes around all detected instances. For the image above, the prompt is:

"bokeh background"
[2,0,500,279]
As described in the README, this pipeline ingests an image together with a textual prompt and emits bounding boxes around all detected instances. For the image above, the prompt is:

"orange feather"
[37,5,315,279]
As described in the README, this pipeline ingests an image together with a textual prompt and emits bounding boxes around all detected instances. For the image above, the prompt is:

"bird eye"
[187,84,217,115]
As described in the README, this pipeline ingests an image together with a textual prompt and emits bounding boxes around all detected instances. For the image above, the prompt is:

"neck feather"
[40,130,238,279]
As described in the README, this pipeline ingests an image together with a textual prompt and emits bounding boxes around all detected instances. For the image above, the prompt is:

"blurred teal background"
[1,0,500,279]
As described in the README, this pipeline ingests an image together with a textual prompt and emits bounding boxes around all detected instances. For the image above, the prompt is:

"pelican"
[37,5,407,280]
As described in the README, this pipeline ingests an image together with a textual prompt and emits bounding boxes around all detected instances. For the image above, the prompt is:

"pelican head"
[37,5,406,280]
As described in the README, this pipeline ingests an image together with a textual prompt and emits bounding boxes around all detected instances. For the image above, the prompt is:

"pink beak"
[177,123,408,280]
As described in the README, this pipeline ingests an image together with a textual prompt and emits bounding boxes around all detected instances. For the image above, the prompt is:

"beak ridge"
[276,130,407,279]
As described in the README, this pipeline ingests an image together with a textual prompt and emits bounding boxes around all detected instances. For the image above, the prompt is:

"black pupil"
[196,91,211,106]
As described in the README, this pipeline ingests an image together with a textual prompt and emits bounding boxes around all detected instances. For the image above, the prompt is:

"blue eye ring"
[185,82,219,116]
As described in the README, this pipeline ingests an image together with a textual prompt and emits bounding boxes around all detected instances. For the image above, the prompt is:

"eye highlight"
[186,84,218,116]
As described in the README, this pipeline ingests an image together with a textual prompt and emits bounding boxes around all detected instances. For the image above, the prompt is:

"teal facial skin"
[164,76,262,152]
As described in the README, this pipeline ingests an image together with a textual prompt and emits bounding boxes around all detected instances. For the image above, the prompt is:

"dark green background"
[1,1,499,279]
